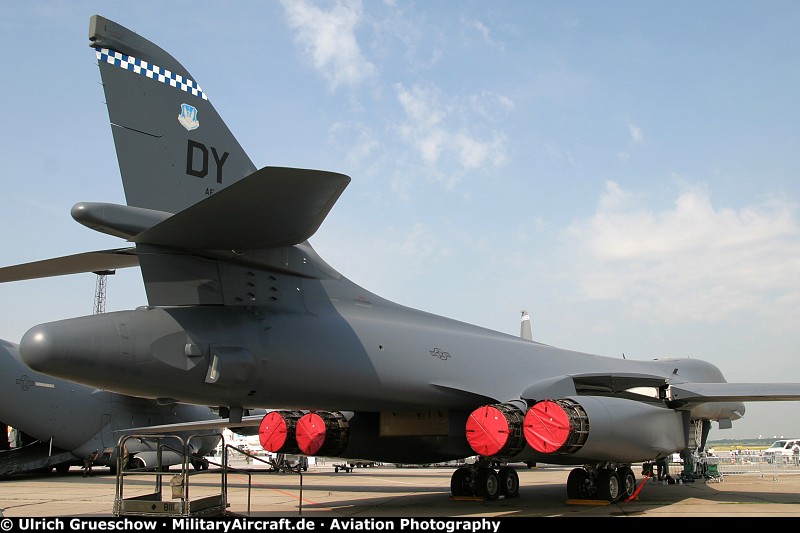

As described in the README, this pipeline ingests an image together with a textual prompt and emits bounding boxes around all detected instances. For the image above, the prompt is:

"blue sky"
[1,1,799,441]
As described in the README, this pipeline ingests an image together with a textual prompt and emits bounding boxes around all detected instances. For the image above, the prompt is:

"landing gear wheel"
[476,468,500,500]
[617,467,636,501]
[598,469,621,502]
[566,468,595,499]
[498,466,519,498]
[192,458,209,471]
[450,466,472,497]
[55,463,70,474]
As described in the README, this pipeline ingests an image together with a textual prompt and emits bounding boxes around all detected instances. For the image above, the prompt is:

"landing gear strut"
[449,459,520,499]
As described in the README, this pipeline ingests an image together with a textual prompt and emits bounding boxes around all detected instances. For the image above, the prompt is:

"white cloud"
[470,91,515,119]
[281,0,376,89]
[628,122,643,144]
[466,17,505,52]
[393,83,509,184]
[564,182,800,326]
[334,122,379,166]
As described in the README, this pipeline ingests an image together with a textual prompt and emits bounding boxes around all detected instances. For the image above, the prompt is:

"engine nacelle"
[257,410,473,464]
[258,410,351,457]
[467,396,686,463]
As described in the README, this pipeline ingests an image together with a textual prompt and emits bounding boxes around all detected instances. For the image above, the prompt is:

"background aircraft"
[2,15,800,502]
[0,338,221,477]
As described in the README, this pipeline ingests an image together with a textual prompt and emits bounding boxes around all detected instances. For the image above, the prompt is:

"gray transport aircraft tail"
[2,15,800,503]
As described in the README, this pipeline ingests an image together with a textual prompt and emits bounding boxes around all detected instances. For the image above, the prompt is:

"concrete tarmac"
[2,461,800,518]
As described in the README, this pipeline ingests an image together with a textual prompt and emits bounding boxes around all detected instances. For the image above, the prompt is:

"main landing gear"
[449,459,520,500]
[448,461,636,503]
[566,464,637,503]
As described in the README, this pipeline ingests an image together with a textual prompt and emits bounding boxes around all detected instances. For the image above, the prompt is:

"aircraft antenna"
[92,270,115,314]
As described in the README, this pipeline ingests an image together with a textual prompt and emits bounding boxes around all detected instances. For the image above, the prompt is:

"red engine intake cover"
[296,412,327,455]
[258,411,289,452]
[466,405,511,456]
[523,400,571,453]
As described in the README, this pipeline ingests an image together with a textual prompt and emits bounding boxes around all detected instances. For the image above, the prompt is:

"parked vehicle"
[274,454,308,472]
[333,459,377,472]
[763,439,800,463]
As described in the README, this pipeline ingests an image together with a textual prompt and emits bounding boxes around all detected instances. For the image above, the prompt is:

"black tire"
[566,468,594,499]
[617,467,637,501]
[476,468,500,500]
[598,469,621,502]
[450,467,472,497]
[55,463,71,474]
[192,458,209,471]
[498,466,520,498]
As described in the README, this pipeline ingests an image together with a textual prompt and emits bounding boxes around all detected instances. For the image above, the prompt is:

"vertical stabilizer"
[520,310,532,341]
[89,15,256,214]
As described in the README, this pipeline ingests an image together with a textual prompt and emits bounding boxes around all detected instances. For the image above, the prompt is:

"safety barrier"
[668,451,800,480]
[113,433,228,517]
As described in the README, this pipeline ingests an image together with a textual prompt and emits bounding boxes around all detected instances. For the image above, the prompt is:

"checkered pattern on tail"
[95,47,208,100]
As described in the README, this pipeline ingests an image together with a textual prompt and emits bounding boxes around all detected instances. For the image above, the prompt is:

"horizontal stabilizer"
[670,382,800,405]
[133,166,351,250]
[0,248,139,283]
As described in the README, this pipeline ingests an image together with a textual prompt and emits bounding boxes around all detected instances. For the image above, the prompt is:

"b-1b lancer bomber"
[3,15,800,502]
